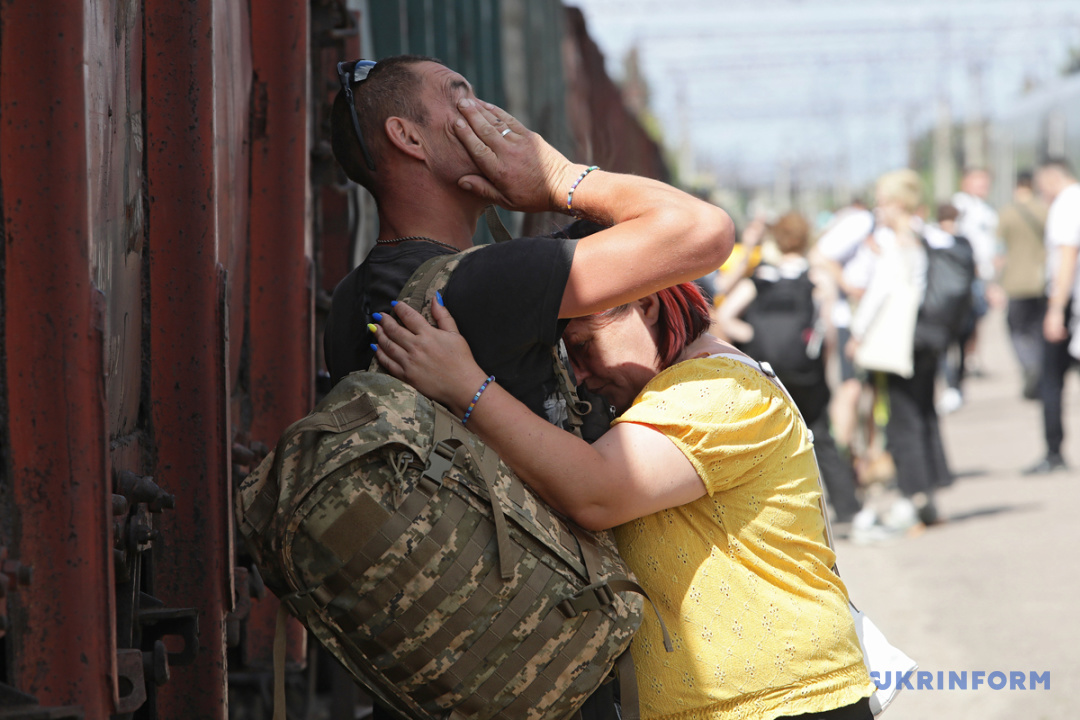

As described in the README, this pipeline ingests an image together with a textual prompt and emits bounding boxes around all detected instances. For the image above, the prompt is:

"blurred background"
[570,0,1080,222]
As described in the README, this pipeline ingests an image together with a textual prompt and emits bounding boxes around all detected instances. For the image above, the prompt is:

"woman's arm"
[713,277,757,344]
[454,101,736,318]
[372,300,706,530]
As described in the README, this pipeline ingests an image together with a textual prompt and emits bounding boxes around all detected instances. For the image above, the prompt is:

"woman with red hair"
[373,282,877,720]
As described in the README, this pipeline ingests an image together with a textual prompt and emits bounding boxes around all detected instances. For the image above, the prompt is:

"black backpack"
[914,234,976,352]
[740,265,825,388]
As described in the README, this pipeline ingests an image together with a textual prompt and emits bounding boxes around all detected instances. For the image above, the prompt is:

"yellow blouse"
[612,357,875,720]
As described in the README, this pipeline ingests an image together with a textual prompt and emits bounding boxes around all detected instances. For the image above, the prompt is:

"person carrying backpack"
[847,170,956,533]
[715,212,867,531]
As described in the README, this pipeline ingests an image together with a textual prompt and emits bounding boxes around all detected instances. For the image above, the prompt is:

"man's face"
[1035,168,1061,203]
[963,170,991,199]
[413,62,482,181]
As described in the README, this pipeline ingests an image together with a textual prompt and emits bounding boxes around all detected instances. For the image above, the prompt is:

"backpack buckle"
[422,441,457,486]
[557,582,617,618]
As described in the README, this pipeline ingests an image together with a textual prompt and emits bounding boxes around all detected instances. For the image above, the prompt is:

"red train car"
[0,2,668,717]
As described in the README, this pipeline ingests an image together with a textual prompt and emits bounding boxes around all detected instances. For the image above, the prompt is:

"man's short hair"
[1040,157,1076,179]
[331,55,441,192]
[1016,170,1034,189]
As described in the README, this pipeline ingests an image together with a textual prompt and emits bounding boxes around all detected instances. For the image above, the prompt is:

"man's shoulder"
[1056,183,1080,207]
[451,235,575,276]
[1048,185,1080,229]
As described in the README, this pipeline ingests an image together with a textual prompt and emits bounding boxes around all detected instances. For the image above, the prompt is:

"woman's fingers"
[391,300,433,334]
[431,294,461,332]
[457,100,501,151]
[481,101,528,137]
[458,174,507,204]
[372,344,406,379]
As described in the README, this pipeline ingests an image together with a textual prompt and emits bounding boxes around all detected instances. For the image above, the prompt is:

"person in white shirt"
[1026,158,1080,474]
[942,168,999,413]
[814,201,876,453]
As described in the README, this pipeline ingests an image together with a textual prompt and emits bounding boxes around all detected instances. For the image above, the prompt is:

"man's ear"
[385,116,426,162]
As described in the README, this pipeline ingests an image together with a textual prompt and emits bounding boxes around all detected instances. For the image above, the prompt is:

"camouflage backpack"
[236,249,666,720]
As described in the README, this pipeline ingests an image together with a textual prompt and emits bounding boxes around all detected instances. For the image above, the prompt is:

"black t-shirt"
[325,241,453,383]
[324,236,579,429]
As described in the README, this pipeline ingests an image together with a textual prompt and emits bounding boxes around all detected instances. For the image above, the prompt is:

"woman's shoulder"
[628,355,787,421]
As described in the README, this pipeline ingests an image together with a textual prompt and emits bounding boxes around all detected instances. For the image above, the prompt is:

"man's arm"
[453,100,735,318]
[1045,244,1079,342]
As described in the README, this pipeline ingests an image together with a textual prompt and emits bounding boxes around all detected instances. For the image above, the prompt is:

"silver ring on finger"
[500,127,512,137]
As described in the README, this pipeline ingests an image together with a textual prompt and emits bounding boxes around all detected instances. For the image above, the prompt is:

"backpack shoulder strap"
[1014,201,1046,239]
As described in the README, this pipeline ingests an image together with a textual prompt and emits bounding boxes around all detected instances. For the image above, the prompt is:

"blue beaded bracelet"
[462,375,495,426]
[566,165,599,215]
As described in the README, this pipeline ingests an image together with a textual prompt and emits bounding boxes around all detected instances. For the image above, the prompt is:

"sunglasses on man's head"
[337,59,378,172]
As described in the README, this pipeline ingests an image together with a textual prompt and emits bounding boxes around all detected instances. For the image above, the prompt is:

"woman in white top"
[847,169,952,531]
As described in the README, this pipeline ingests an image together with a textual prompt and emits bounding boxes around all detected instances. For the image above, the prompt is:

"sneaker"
[1023,454,1068,476]
[850,523,901,545]
[852,507,878,532]
[882,497,919,532]
[936,387,964,415]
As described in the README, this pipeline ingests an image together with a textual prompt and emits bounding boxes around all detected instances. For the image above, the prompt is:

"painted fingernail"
[372,312,383,321]
[370,343,378,352]
[367,323,378,334]
[390,300,399,307]
[436,291,445,306]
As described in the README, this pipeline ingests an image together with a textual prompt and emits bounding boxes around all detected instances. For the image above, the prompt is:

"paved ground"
[834,308,1080,720]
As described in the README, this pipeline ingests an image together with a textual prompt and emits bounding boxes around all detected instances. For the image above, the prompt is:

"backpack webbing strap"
[605,579,674,653]
[551,343,588,438]
[272,602,288,720]
[431,410,516,581]
[485,204,513,243]
[569,524,603,585]
[615,649,641,720]
[559,577,673,654]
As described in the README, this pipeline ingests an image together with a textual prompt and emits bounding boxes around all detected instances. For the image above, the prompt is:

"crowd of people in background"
[702,158,1080,542]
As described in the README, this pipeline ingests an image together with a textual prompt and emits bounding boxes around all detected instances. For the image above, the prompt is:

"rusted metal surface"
[0,3,668,717]
[0,1,117,716]
[562,6,670,182]
[244,0,314,672]
[144,0,237,716]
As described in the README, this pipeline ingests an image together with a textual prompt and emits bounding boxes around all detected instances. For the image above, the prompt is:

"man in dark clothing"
[326,55,734,719]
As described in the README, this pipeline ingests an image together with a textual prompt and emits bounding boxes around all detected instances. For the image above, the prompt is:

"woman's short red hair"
[654,282,712,368]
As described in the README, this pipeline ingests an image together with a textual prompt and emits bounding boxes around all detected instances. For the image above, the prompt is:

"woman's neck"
[675,333,745,364]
